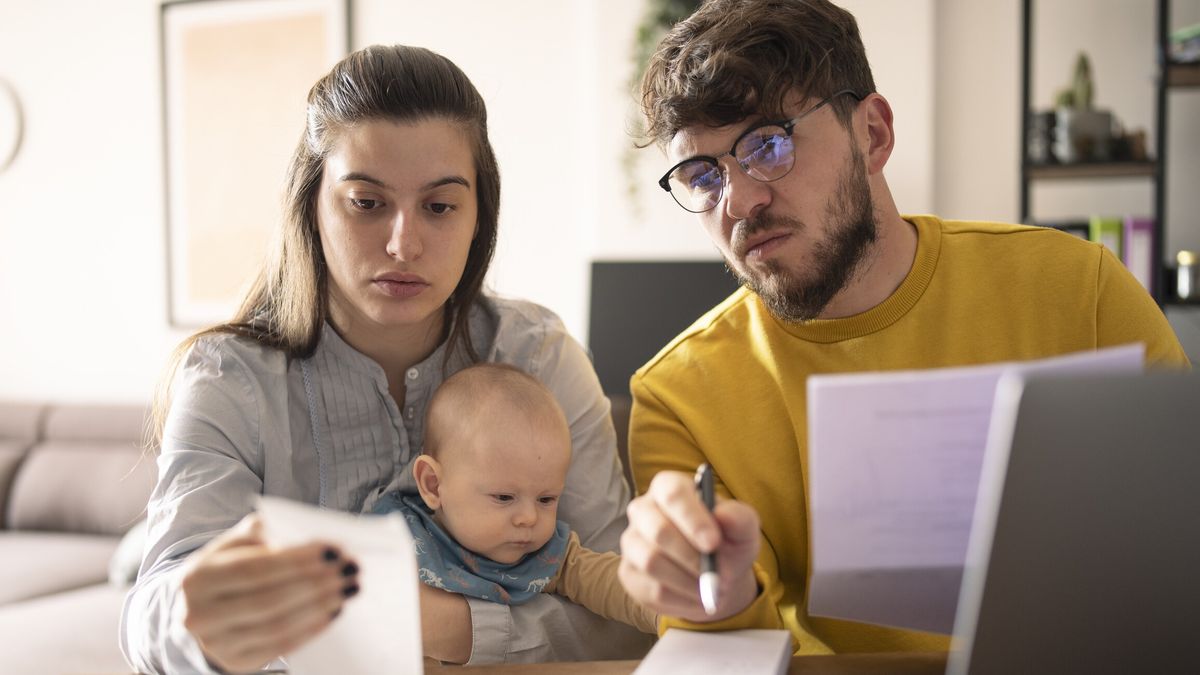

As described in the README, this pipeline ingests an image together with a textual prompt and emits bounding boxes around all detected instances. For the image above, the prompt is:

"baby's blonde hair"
[424,363,569,460]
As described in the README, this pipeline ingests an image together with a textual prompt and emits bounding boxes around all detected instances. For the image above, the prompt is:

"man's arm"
[621,373,789,636]
[1094,245,1191,368]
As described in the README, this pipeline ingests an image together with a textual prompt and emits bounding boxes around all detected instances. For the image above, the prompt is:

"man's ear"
[412,455,443,510]
[860,93,895,175]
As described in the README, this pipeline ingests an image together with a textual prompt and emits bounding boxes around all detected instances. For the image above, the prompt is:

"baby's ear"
[412,455,443,510]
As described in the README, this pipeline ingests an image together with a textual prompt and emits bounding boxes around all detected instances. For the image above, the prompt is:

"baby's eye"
[538,496,558,506]
[492,494,515,503]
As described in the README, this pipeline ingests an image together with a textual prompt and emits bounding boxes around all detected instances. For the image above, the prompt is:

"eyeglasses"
[657,89,863,213]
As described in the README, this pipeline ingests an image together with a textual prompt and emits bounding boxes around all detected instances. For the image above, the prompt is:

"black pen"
[694,463,719,615]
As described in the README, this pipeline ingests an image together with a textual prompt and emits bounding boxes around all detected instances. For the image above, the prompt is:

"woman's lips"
[373,278,429,299]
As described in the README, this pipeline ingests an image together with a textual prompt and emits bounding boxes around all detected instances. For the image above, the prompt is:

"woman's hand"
[178,514,360,673]
[618,471,761,623]
[418,582,472,664]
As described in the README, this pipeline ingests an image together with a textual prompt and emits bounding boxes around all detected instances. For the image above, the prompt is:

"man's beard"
[728,146,878,322]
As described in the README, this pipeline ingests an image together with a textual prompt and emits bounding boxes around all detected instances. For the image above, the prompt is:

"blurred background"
[0,0,1197,404]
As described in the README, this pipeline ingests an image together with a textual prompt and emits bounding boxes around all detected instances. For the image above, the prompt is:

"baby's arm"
[545,532,659,634]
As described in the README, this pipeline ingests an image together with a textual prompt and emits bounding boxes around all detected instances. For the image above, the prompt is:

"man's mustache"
[731,214,805,258]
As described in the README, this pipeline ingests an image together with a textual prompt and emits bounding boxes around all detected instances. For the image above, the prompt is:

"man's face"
[666,96,877,322]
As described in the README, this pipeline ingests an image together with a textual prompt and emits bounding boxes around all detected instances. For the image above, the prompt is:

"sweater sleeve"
[548,532,660,634]
[629,373,790,641]
[1094,244,1191,368]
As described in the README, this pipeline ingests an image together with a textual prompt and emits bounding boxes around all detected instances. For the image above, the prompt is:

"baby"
[372,362,657,634]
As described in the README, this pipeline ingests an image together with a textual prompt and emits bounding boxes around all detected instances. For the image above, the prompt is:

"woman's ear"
[860,93,895,175]
[412,455,443,510]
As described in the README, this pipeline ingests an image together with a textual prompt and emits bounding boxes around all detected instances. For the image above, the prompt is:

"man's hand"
[178,515,358,673]
[618,470,761,623]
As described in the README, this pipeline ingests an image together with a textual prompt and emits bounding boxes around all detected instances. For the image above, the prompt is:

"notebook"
[633,629,791,675]
[948,370,1200,675]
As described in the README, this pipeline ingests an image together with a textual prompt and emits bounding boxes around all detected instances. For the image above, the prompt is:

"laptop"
[947,371,1200,675]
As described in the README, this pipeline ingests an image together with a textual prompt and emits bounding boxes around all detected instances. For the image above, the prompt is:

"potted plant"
[1053,52,1114,163]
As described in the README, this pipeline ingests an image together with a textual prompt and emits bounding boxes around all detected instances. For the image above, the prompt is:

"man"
[616,0,1189,656]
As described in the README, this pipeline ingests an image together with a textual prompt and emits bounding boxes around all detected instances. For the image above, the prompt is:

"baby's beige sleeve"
[546,531,659,634]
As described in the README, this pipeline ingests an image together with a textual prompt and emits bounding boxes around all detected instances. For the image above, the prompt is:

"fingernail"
[330,608,342,620]
[342,583,360,598]
[341,562,359,577]
[322,547,339,562]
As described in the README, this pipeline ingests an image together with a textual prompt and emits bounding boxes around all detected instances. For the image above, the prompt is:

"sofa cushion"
[0,401,43,440]
[0,443,31,527]
[0,532,118,603]
[108,518,148,586]
[6,442,157,535]
[0,583,131,674]
[42,403,148,444]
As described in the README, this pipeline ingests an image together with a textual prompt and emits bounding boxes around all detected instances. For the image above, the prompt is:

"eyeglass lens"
[666,125,796,213]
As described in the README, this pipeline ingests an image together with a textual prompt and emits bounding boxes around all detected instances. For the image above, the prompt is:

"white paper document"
[257,496,424,675]
[633,628,791,675]
[806,344,1144,634]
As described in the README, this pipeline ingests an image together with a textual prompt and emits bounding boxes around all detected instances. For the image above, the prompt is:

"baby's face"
[434,415,571,564]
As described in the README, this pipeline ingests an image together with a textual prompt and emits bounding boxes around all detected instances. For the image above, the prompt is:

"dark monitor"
[588,260,741,396]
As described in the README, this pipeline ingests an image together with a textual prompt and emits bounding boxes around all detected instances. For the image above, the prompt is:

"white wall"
[0,0,184,403]
[935,0,1200,258]
[0,0,1191,403]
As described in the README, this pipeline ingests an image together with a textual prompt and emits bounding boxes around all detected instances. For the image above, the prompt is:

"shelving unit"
[1019,0,1198,305]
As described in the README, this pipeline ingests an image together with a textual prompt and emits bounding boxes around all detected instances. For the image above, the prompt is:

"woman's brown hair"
[149,45,500,448]
[640,0,877,146]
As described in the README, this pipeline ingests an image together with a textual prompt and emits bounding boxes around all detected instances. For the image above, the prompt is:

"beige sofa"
[0,396,637,674]
[0,402,156,674]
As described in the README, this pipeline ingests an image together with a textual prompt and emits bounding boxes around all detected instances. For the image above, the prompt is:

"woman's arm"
[419,583,472,663]
[121,338,351,673]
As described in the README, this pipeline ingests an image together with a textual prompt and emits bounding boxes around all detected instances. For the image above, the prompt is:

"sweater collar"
[769,214,941,343]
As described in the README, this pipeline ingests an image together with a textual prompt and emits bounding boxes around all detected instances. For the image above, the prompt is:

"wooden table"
[427,652,948,674]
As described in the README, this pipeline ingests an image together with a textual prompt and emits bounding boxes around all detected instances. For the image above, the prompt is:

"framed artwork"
[0,78,23,174]
[161,0,350,327]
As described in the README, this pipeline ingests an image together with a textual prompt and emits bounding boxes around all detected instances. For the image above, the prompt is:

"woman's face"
[317,118,478,337]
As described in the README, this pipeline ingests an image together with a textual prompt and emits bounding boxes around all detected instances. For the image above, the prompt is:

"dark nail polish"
[341,562,359,577]
[322,547,339,562]
[342,583,360,598]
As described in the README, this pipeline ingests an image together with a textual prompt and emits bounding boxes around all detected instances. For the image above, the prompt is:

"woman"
[120,45,644,673]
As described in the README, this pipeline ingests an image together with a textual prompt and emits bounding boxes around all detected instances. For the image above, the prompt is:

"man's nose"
[722,163,771,222]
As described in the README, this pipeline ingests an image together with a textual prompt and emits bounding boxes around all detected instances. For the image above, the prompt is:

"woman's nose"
[385,211,422,261]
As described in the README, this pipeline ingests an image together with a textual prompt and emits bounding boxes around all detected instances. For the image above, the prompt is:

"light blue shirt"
[120,296,651,673]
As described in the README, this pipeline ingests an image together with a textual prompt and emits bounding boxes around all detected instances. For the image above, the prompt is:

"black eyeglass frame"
[657,89,865,213]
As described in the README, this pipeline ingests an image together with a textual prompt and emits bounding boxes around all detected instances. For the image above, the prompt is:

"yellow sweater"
[628,215,1189,655]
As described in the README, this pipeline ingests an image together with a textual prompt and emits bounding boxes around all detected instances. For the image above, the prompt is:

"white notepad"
[257,496,424,675]
[633,629,791,675]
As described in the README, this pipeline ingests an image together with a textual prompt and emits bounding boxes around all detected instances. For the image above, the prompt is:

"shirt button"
[406,407,415,419]
[406,368,419,381]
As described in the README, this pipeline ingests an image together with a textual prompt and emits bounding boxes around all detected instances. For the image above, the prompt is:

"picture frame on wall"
[160,0,350,327]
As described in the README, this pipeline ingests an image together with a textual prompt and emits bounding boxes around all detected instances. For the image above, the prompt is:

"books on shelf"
[1089,215,1123,260]
[1123,216,1154,291]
